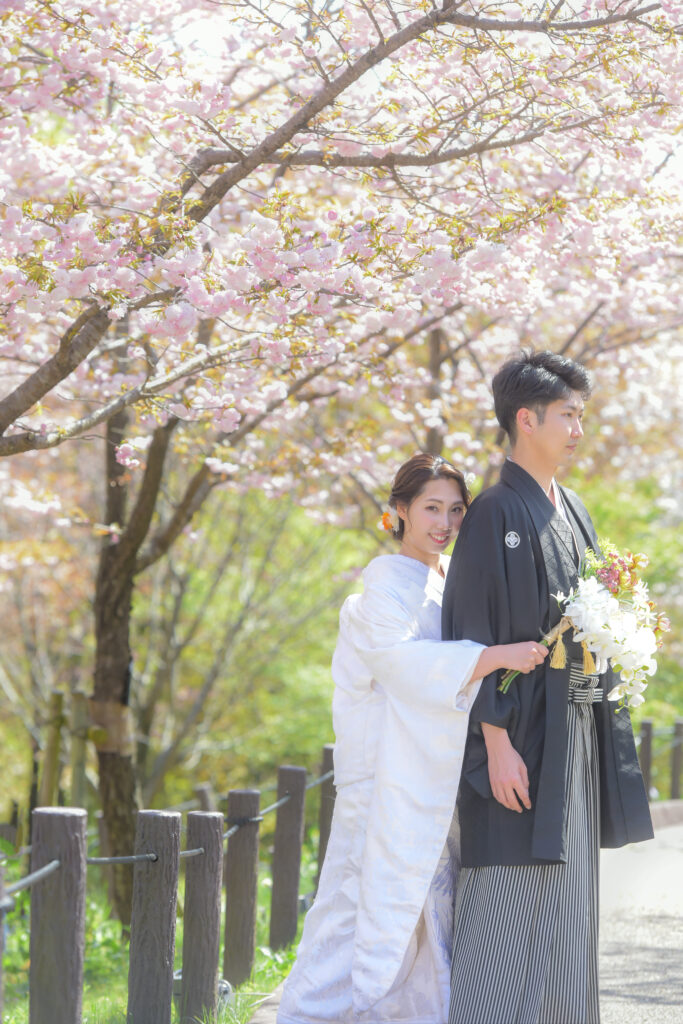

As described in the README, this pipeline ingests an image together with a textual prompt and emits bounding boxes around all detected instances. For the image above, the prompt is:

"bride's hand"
[501,642,548,675]
[472,641,549,680]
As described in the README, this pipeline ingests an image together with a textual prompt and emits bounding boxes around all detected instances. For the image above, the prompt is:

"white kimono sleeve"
[338,575,484,712]
[331,564,486,1016]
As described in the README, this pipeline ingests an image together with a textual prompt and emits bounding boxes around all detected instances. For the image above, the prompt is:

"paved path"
[600,822,683,1024]
[250,815,683,1023]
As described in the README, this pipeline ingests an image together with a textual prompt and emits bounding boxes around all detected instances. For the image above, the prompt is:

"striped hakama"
[449,664,601,1024]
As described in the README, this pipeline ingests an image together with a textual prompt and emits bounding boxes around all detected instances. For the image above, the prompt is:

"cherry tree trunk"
[93,562,139,924]
[95,752,137,926]
[91,404,139,926]
[91,402,181,924]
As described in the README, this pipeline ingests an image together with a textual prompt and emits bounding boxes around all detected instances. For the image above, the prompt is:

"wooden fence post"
[671,719,683,800]
[194,782,217,812]
[224,789,260,986]
[29,807,87,1024]
[270,765,307,951]
[38,691,64,807]
[0,822,17,846]
[180,812,224,1023]
[127,810,181,1024]
[316,744,335,893]
[639,719,653,796]
[70,692,89,808]
[0,863,5,1020]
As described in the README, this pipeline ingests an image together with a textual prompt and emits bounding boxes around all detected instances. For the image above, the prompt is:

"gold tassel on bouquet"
[545,617,571,669]
[582,643,597,675]
[498,616,572,693]
[549,637,567,668]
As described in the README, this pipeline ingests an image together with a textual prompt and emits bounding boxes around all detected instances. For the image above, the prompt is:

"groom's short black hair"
[493,350,592,442]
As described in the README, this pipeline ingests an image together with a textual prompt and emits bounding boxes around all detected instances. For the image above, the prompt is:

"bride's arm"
[471,642,548,681]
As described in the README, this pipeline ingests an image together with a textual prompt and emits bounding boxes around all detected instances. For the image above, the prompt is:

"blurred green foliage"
[0,469,679,816]
[569,470,682,726]
[128,489,380,805]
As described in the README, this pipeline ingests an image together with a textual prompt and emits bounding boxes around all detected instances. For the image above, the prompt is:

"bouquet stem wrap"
[498,619,596,693]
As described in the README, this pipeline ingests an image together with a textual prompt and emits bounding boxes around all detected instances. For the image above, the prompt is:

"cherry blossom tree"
[1,0,680,456]
[1,0,681,918]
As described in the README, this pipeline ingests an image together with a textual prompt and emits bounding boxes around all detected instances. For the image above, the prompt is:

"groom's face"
[525,391,585,470]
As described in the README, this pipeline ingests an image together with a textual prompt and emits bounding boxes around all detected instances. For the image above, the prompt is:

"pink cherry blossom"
[0,0,677,513]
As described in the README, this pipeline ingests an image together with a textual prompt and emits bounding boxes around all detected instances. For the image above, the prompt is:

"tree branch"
[134,460,214,572]
[174,120,574,175]
[559,300,607,353]
[0,307,110,437]
[122,417,179,555]
[186,4,659,221]
[0,337,253,457]
[0,1,662,449]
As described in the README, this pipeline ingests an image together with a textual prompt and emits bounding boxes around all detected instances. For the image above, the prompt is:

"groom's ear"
[516,406,536,436]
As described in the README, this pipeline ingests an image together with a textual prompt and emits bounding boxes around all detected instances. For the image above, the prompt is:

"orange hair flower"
[380,505,399,532]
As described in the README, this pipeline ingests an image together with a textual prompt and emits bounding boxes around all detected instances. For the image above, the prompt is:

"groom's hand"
[481,723,531,812]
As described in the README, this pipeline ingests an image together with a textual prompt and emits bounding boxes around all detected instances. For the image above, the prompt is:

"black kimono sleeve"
[442,488,545,733]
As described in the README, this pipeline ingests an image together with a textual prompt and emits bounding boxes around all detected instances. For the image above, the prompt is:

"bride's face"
[398,478,466,567]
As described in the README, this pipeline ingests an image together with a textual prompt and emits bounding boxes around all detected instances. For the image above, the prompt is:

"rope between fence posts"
[87,852,158,865]
[4,858,60,898]
[222,794,290,842]
[306,769,334,791]
[260,793,292,817]
[179,846,205,859]
[221,771,334,843]
[223,814,264,841]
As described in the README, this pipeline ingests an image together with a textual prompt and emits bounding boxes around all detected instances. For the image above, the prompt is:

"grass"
[0,833,315,1023]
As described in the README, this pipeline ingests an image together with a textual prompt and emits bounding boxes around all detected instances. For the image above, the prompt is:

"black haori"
[449,664,601,1024]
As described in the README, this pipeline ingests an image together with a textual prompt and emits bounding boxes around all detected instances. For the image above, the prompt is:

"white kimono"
[277,554,484,1024]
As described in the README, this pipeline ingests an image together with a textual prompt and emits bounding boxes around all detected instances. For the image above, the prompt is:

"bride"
[277,452,547,1024]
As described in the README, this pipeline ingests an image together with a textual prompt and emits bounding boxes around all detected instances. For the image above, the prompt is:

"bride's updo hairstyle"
[387,453,471,540]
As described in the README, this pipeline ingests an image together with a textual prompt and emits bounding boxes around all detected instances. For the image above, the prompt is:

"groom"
[442,350,652,1024]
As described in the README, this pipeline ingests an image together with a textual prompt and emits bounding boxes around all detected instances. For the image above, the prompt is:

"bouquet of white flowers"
[498,542,670,709]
